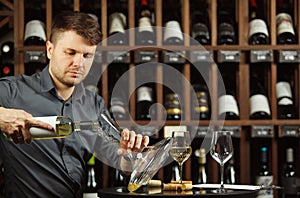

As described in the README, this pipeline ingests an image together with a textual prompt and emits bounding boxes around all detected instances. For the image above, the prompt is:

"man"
[0,11,148,197]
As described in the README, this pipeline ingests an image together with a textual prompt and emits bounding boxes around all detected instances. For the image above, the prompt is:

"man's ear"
[46,41,53,60]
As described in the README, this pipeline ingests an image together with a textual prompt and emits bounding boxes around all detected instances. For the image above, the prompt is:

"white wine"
[28,116,101,139]
[169,146,192,164]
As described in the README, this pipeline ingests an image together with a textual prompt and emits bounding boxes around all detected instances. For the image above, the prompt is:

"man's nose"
[73,53,84,66]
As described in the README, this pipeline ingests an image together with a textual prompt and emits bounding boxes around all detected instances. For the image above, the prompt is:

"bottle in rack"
[218,70,240,120]
[256,147,273,198]
[165,92,182,120]
[192,84,211,120]
[196,148,207,184]
[217,0,237,45]
[280,148,299,198]
[136,86,154,120]
[190,0,211,45]
[0,31,14,77]
[108,0,128,45]
[248,0,269,45]
[84,155,98,193]
[136,0,155,46]
[276,0,297,44]
[249,71,271,119]
[163,0,183,45]
[24,1,46,46]
[276,72,296,119]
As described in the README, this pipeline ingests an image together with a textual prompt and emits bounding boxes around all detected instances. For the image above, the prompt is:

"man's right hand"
[0,107,53,144]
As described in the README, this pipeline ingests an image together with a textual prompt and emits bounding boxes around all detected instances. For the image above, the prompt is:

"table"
[98,186,259,198]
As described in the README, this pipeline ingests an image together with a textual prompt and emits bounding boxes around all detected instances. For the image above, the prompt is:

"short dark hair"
[50,11,102,45]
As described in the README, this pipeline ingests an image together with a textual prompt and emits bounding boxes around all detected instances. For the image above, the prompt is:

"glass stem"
[179,163,183,184]
[220,164,225,191]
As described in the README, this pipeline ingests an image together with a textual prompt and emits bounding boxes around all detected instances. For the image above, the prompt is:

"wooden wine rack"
[0,0,300,196]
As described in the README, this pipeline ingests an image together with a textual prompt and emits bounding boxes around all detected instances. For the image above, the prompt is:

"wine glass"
[169,131,192,184]
[210,131,233,193]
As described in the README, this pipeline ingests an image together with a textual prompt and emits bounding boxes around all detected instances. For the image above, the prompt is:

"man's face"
[46,30,97,87]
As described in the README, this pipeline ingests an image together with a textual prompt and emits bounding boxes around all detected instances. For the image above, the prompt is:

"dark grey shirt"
[0,66,121,198]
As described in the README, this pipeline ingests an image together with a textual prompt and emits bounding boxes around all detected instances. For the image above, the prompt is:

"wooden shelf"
[0,0,299,195]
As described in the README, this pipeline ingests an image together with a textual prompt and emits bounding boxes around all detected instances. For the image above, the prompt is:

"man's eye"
[65,51,76,56]
[84,53,93,58]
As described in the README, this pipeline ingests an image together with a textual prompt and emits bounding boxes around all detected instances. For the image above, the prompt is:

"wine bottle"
[24,20,46,46]
[109,97,127,120]
[136,0,155,46]
[276,13,297,44]
[192,84,210,120]
[0,35,14,77]
[256,147,273,198]
[196,148,207,184]
[276,80,296,119]
[190,0,211,45]
[136,86,153,120]
[281,148,299,198]
[250,72,271,119]
[218,71,239,120]
[248,0,270,45]
[163,0,183,45]
[108,12,127,45]
[24,0,46,46]
[84,155,98,193]
[217,1,237,45]
[225,158,238,184]
[165,92,182,120]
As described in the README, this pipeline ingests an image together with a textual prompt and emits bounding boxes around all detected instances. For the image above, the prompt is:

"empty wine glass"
[210,131,233,193]
[169,131,192,184]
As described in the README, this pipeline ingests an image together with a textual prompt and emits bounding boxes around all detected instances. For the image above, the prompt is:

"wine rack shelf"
[0,0,299,196]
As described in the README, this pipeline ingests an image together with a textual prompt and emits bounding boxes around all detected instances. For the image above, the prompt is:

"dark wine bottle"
[281,148,299,198]
[217,1,237,45]
[108,0,128,45]
[218,72,239,120]
[24,1,46,46]
[190,0,211,45]
[250,72,271,119]
[276,79,296,119]
[136,0,155,46]
[0,33,14,77]
[163,0,183,45]
[192,84,210,120]
[276,13,297,44]
[196,148,207,184]
[136,86,153,120]
[256,147,273,198]
[165,92,182,120]
[109,97,127,120]
[84,155,98,193]
[248,0,269,45]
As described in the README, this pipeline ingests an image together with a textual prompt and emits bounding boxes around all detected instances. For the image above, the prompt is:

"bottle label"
[276,13,295,36]
[109,12,126,34]
[281,177,298,194]
[218,95,239,116]
[138,17,153,33]
[137,86,152,102]
[276,82,293,105]
[164,21,183,42]
[29,116,58,138]
[194,91,209,113]
[24,20,46,42]
[250,94,271,115]
[249,19,269,38]
[256,175,273,198]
